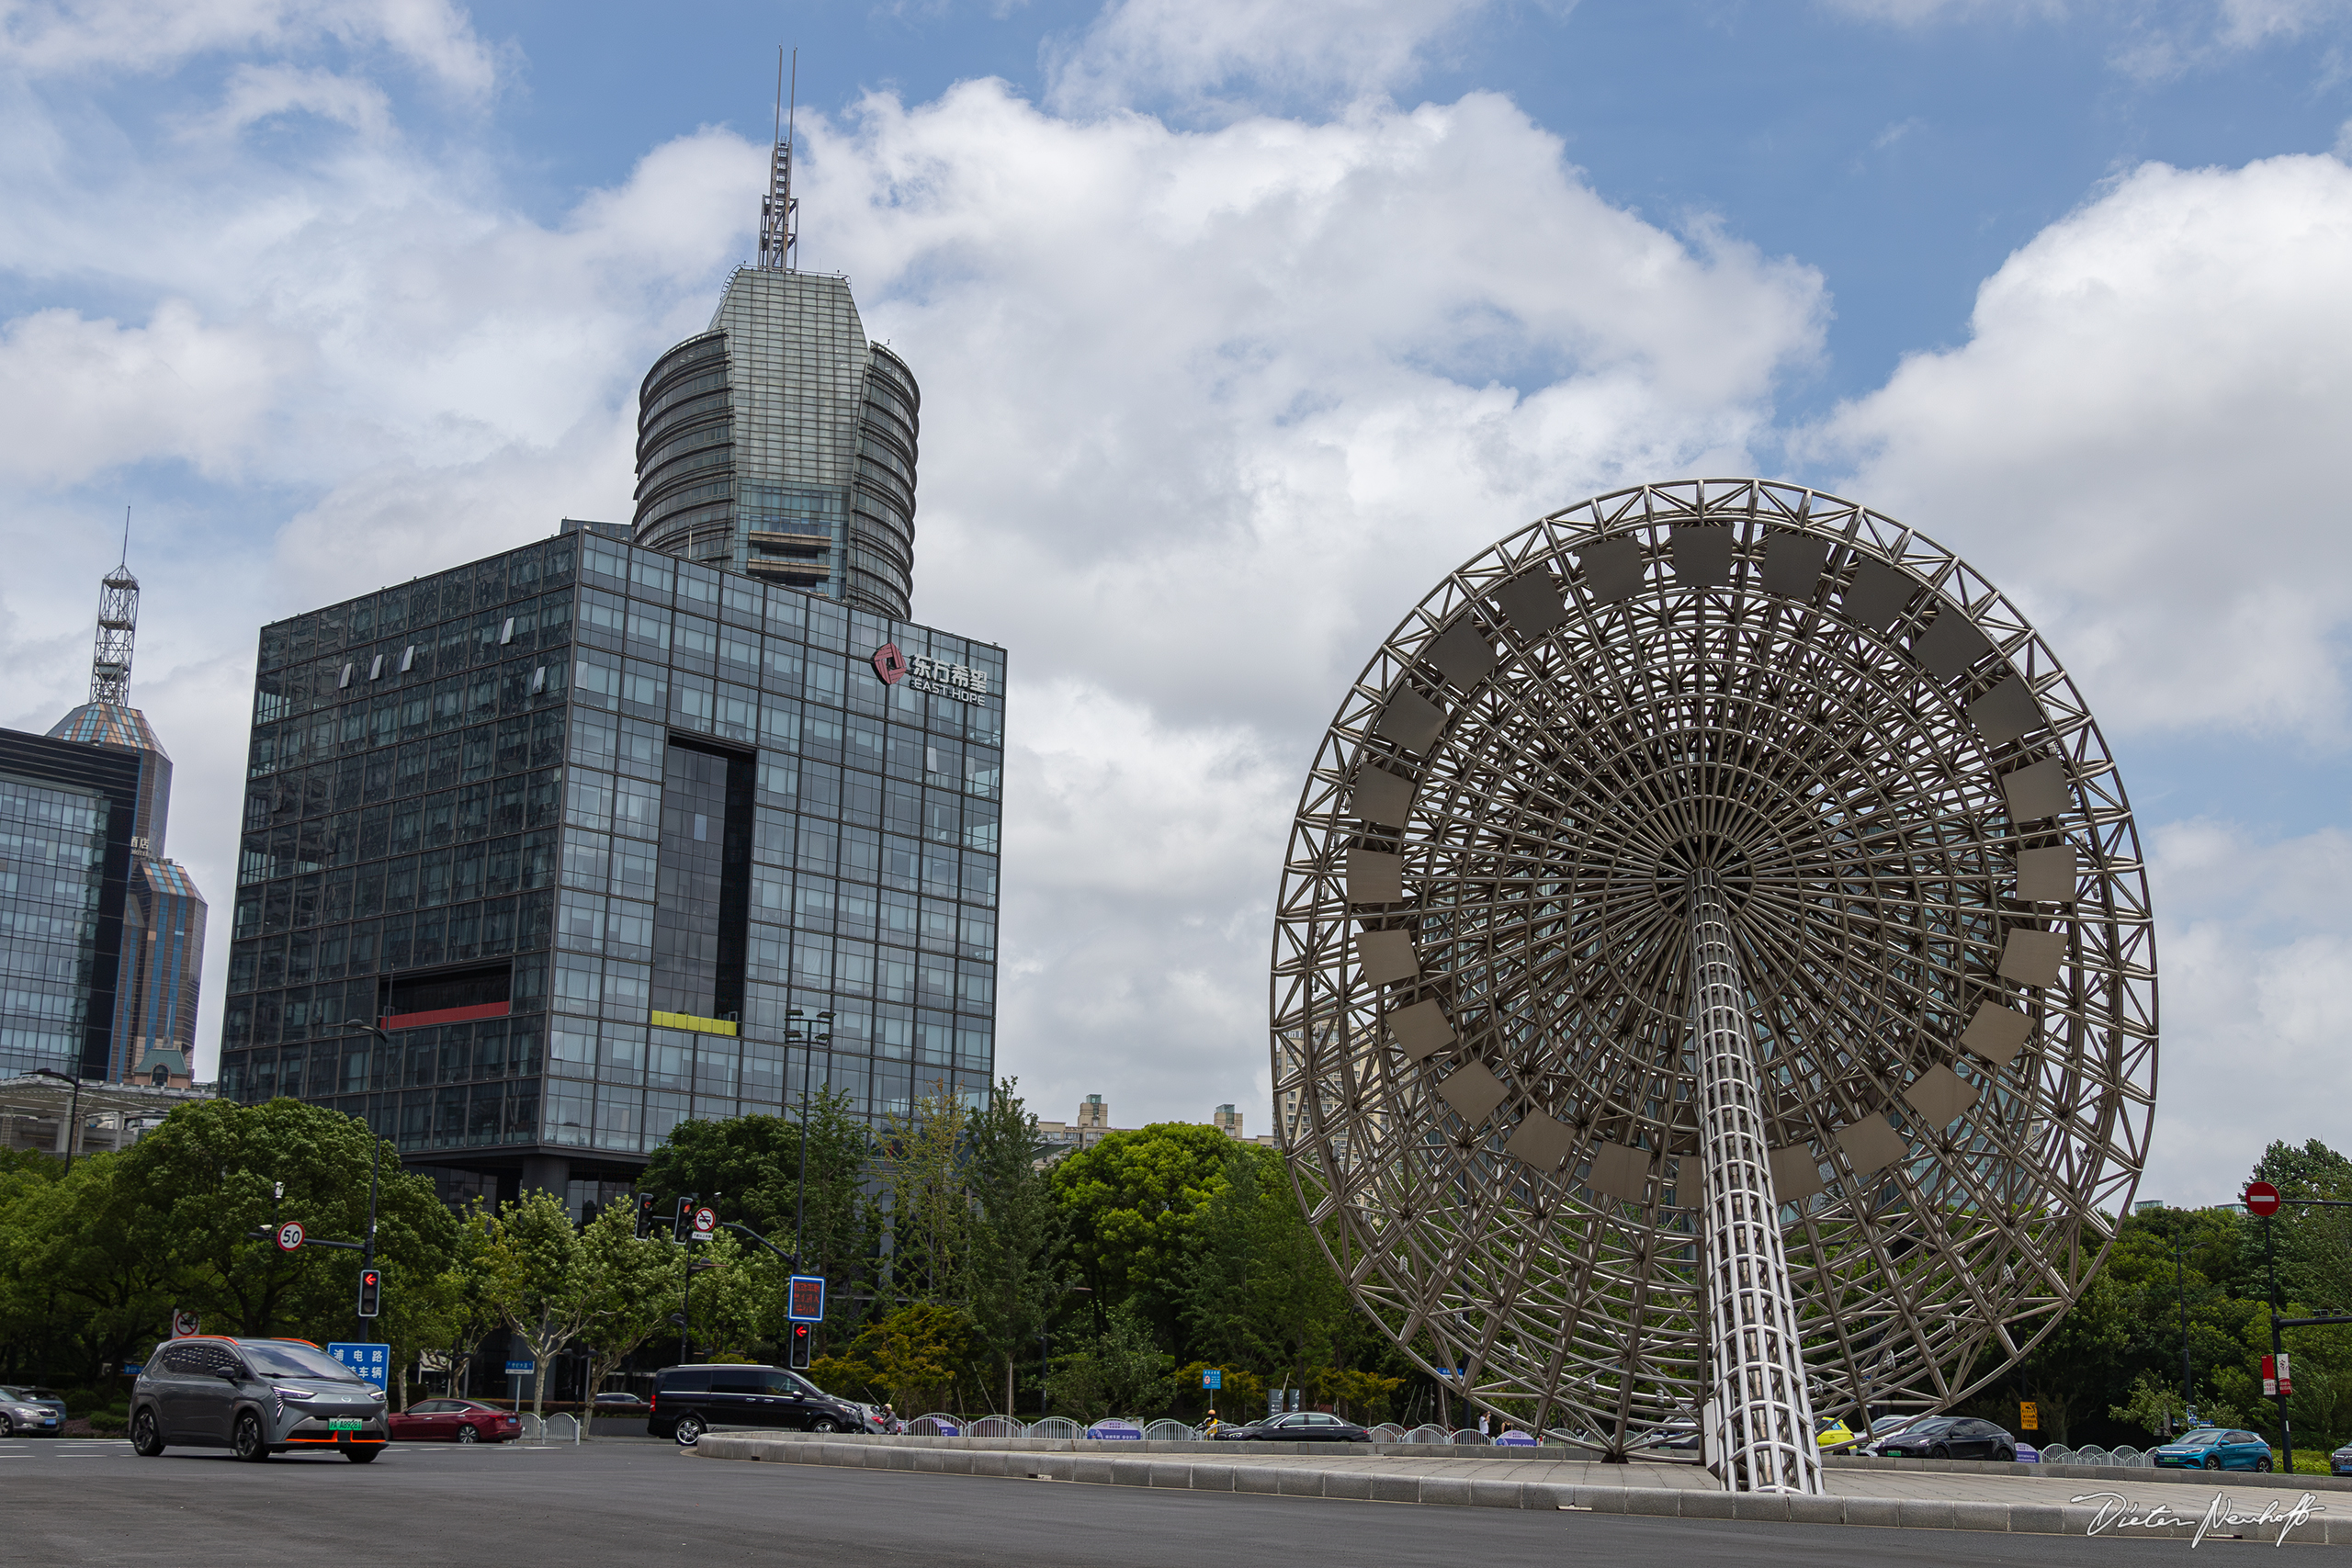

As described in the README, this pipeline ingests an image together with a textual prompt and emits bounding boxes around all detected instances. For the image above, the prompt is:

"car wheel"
[345,1446,381,1463]
[673,1413,705,1447]
[457,1424,479,1445]
[1998,1448,2016,1463]
[2204,1456,2222,1471]
[0,1414,13,1438]
[2257,1457,2274,1472]
[232,1411,270,1462]
[1930,1445,1950,1461]
[809,1417,839,1435]
[130,1409,164,1457]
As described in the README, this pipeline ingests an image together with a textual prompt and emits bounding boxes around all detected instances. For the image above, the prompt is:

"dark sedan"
[1873,1416,2018,1461]
[1210,1412,1373,1442]
[387,1399,524,1444]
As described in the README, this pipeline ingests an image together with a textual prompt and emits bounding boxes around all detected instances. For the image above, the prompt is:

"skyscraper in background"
[212,111,997,1214]
[0,547,209,1086]
[632,105,920,620]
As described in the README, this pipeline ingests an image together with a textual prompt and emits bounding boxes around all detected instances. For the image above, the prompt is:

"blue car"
[2152,1427,2274,1472]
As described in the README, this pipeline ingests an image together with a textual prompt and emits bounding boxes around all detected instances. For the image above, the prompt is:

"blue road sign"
[786,1275,826,1323]
[327,1342,390,1389]
[1202,1369,1222,1389]
[506,1360,536,1375]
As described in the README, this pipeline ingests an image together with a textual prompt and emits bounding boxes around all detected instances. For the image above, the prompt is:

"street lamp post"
[28,1068,84,1174]
[340,1021,390,1344]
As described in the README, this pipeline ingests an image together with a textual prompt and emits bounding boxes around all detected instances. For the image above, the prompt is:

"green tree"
[1047,1305,1170,1423]
[0,1152,176,1382]
[967,1077,1060,1414]
[795,1086,882,1340]
[879,1080,969,1304]
[430,1206,505,1401]
[571,1201,684,1426]
[812,1302,975,1414]
[1050,1122,1238,1354]
[481,1188,589,1422]
[639,1115,804,1242]
[107,1099,454,1343]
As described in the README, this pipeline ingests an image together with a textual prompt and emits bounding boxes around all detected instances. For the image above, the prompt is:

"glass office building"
[216,523,1004,1208]
[1,700,208,1087]
[633,267,920,622]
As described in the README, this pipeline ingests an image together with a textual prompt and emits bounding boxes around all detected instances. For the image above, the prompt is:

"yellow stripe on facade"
[649,1010,738,1037]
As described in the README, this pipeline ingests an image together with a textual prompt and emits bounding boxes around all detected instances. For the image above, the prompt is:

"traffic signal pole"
[2267,1215,2290,1472]
[2243,1185,2352,1474]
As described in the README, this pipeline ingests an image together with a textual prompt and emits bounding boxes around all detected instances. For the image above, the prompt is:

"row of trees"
[16,1084,2342,1444]
[1961,1139,2352,1454]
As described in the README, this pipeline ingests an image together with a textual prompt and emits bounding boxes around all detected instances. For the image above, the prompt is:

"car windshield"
[2177,1430,2224,1446]
[240,1341,366,1382]
[1897,1418,1959,1436]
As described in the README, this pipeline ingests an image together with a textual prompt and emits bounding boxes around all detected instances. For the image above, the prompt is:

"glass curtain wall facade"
[0,732,141,1079]
[632,268,919,621]
[219,525,1003,1199]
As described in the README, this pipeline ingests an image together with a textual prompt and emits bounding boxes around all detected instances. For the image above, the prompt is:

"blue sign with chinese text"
[327,1342,389,1389]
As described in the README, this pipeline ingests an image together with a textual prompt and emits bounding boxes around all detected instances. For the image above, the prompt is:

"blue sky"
[5,0,2352,1205]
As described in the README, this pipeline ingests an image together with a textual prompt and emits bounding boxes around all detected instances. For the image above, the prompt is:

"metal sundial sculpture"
[1270,479,2154,1493]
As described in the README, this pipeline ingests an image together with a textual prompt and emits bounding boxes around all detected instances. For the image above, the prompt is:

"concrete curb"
[689,1435,2352,1544]
[1827,1453,2352,1494]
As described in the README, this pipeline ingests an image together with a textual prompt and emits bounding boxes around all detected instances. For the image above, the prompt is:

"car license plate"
[329,1418,364,1431]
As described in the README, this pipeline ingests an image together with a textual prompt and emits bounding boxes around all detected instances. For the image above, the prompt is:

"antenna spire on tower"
[757,47,799,272]
[91,510,141,705]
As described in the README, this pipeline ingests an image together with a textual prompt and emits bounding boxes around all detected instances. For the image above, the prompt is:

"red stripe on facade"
[381,1001,512,1031]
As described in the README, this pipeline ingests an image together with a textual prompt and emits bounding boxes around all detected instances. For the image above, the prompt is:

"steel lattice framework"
[1270,479,2154,1466]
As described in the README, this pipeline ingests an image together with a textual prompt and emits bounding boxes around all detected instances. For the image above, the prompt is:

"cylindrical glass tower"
[632,267,918,622]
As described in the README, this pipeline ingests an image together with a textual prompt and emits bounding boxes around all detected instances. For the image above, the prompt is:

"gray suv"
[131,1337,390,1461]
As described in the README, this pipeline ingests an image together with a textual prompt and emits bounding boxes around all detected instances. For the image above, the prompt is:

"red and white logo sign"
[171,1309,200,1339]
[276,1221,307,1252]
[692,1206,718,1237]
[2264,1352,2292,1396]
[2245,1180,2282,1217]
[872,643,908,685]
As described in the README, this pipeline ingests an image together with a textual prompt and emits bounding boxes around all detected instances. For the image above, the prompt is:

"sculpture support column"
[1691,869,1823,1495]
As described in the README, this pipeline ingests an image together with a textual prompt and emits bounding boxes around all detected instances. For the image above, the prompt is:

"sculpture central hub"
[1690,868,1824,1495]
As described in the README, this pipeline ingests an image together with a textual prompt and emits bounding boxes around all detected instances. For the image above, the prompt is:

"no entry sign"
[2245,1181,2282,1217]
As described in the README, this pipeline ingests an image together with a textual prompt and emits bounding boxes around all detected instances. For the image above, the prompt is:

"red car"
[387,1399,523,1444]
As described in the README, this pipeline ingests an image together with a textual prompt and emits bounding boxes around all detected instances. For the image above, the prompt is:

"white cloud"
[4,40,1830,1126]
[1812,152,2352,742]
[1045,0,1496,115]
[2143,818,2352,1203]
[773,81,1825,1121]
[0,0,497,96]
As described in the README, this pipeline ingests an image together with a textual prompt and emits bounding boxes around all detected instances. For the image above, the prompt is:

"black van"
[650,1363,866,1445]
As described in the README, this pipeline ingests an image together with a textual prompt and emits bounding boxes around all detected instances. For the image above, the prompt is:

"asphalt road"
[0,1438,2288,1564]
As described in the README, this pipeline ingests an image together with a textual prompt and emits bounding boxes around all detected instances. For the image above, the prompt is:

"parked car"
[387,1399,523,1444]
[649,1364,868,1445]
[1208,1412,1373,1443]
[2152,1427,2274,1472]
[1815,1416,1858,1449]
[592,1392,650,1414]
[130,1337,389,1461]
[0,1385,65,1438]
[1871,1416,2018,1462]
[2330,1443,2352,1477]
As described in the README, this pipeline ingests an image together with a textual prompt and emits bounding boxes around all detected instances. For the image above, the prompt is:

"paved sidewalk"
[690,1433,2352,1545]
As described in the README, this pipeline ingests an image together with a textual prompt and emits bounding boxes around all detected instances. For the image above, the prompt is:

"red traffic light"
[2245,1180,2282,1217]
[356,1268,382,1318]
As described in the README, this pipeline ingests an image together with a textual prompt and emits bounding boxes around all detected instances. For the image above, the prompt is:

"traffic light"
[635,1193,658,1239]
[787,1322,812,1371]
[356,1268,381,1319]
[673,1193,697,1242]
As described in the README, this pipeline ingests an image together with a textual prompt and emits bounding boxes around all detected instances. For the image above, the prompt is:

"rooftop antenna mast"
[90,505,139,705]
[757,47,798,271]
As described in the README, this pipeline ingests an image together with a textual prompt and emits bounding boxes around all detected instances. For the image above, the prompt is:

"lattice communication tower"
[1270,479,2154,1491]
